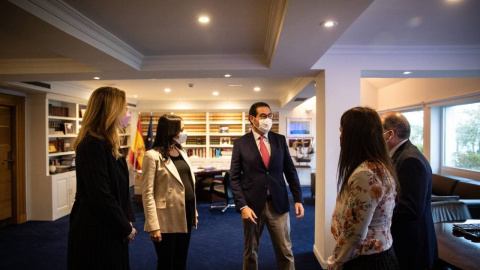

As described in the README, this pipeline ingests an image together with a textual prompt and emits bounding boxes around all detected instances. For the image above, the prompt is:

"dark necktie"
[259,136,270,169]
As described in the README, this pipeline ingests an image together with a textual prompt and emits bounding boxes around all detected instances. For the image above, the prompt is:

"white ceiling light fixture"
[253,87,261,91]
[403,71,412,75]
[212,91,219,96]
[164,88,171,93]
[199,16,210,23]
[224,74,231,78]
[93,76,100,80]
[321,20,338,27]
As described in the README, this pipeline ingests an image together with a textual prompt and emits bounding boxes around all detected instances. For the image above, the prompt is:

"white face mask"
[253,118,273,134]
[174,130,188,144]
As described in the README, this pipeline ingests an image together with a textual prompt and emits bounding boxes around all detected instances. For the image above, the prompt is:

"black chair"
[209,172,235,214]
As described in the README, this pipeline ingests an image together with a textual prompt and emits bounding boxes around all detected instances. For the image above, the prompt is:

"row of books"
[48,104,69,117]
[176,113,207,121]
[139,114,207,122]
[49,121,64,131]
[211,148,233,158]
[186,136,205,145]
[209,113,243,122]
[186,148,207,157]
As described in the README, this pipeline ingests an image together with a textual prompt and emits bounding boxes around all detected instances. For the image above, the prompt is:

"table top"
[435,219,480,270]
[194,168,229,176]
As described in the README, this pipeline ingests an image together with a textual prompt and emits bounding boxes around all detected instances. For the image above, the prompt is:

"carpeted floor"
[0,187,322,270]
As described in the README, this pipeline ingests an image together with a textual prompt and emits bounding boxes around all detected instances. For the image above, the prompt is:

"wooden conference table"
[194,168,229,203]
[434,219,480,270]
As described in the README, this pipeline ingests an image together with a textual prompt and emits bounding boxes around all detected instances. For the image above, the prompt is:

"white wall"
[377,78,480,111]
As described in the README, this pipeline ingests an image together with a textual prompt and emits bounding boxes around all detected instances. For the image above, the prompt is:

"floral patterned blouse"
[327,162,396,270]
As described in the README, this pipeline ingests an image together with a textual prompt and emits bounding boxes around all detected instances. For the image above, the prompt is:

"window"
[444,102,480,172]
[403,110,424,153]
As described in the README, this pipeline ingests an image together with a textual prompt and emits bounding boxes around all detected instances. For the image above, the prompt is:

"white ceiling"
[0,0,479,107]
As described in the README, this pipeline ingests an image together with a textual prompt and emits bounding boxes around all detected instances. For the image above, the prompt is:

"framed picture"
[48,141,58,153]
[63,138,72,152]
[64,123,75,134]
[286,118,312,138]
[79,108,86,118]
[219,126,229,133]
[220,137,231,145]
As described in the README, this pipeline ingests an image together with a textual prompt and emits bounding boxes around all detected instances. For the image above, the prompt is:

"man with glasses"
[230,102,304,270]
[381,112,438,270]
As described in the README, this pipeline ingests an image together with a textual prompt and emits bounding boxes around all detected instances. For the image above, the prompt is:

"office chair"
[209,172,235,214]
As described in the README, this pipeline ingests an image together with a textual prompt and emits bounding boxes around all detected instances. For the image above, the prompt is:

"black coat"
[391,140,438,270]
[68,135,135,270]
[229,131,303,216]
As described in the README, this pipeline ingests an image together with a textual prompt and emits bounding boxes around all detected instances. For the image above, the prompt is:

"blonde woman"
[68,87,136,270]
[142,114,197,270]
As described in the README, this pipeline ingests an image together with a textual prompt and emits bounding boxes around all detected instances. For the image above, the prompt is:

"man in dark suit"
[381,112,438,270]
[230,102,304,270]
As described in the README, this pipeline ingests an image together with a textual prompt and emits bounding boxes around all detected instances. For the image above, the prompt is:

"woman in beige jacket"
[142,114,197,270]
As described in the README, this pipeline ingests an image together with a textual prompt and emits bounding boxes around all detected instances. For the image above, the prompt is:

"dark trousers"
[153,228,192,270]
[343,246,399,270]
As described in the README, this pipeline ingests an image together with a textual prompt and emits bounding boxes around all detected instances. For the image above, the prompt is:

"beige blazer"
[142,148,197,233]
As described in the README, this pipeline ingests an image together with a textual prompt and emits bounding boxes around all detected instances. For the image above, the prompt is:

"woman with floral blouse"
[327,107,400,270]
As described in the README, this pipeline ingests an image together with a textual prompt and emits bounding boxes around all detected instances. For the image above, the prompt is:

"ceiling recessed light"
[212,91,219,96]
[224,74,231,78]
[322,21,338,27]
[93,76,100,80]
[254,87,261,91]
[164,88,171,93]
[403,71,412,75]
[134,95,138,98]
[199,16,210,23]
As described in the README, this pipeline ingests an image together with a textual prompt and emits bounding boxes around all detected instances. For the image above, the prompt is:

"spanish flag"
[128,119,145,171]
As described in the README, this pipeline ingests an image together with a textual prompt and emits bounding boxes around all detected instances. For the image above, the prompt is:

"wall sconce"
[305,106,313,112]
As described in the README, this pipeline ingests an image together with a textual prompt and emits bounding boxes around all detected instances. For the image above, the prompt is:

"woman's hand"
[150,230,162,242]
[123,227,137,244]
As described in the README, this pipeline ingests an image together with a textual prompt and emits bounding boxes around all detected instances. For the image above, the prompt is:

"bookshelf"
[137,111,279,159]
[28,94,131,221]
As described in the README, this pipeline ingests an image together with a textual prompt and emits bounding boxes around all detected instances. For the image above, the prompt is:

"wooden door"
[0,106,12,224]
[0,93,26,224]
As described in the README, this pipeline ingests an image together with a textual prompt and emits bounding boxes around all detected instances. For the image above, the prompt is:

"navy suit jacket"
[229,131,303,216]
[391,140,438,270]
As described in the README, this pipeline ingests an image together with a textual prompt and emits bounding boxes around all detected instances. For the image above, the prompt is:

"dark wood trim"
[0,93,26,224]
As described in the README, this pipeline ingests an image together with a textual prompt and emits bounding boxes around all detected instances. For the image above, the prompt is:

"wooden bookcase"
[28,93,131,220]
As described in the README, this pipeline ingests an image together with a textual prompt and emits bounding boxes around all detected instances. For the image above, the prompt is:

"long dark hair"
[152,114,183,161]
[337,107,398,194]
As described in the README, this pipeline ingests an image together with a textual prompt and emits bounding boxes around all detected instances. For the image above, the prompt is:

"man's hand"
[241,207,257,224]
[295,202,304,219]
